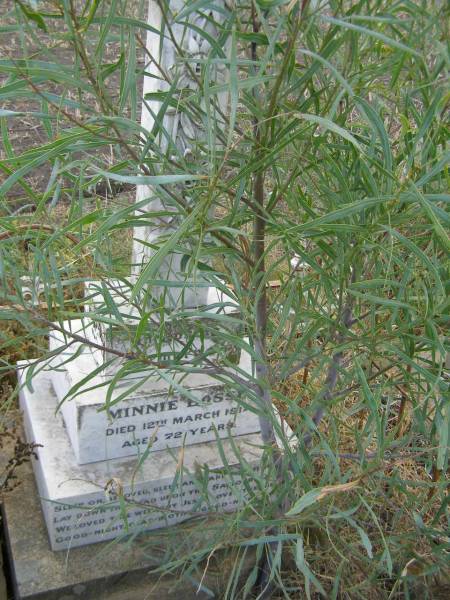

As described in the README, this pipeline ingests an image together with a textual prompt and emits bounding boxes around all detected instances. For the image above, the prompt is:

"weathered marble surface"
[132,1,232,307]
[1,438,254,600]
[18,365,263,551]
[84,282,241,375]
[47,320,260,464]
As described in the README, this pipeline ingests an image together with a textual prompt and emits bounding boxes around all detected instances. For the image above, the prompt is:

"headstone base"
[18,365,263,551]
[1,451,254,600]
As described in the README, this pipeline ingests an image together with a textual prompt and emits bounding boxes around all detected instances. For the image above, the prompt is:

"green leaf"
[381,226,444,296]
[348,289,413,311]
[354,96,393,190]
[412,187,450,253]
[294,113,362,152]
[16,0,48,32]
[320,16,422,58]
[286,489,323,516]
[294,537,327,599]
[131,203,203,301]
[287,196,391,234]
[93,168,205,186]
[227,25,238,149]
[175,0,230,21]
[298,49,355,98]
[415,152,449,188]
[348,517,373,558]
[82,0,101,29]
[256,0,290,8]
[436,400,449,472]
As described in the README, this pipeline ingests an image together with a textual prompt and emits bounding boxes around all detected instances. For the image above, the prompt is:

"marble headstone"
[16,0,264,554]
[48,321,260,464]
[19,366,263,551]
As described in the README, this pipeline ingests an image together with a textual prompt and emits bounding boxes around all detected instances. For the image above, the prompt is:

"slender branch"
[261,9,301,148]
[250,3,277,451]
[0,224,79,245]
[1,298,255,392]
[250,5,289,595]
[303,274,355,448]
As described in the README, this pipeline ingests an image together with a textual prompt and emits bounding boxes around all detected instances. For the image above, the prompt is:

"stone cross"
[132,0,231,309]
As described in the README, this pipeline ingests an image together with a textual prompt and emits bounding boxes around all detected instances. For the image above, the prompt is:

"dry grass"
[270,359,449,598]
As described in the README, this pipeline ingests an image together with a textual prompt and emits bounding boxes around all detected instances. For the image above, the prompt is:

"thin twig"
[303,271,355,448]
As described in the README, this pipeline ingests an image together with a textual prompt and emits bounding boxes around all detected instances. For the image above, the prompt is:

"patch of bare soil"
[0,0,144,208]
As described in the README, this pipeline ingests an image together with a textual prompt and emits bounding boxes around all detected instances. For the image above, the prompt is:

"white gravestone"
[19,367,262,551]
[43,0,260,463]
[17,1,264,550]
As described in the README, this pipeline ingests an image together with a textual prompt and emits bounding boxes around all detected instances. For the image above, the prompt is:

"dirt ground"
[0,0,144,204]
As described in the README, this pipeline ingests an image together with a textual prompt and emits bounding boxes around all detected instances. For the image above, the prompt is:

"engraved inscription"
[81,385,259,461]
[48,467,259,550]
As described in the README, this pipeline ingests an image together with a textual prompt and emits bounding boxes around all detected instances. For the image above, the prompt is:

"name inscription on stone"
[46,468,259,551]
[77,385,260,464]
